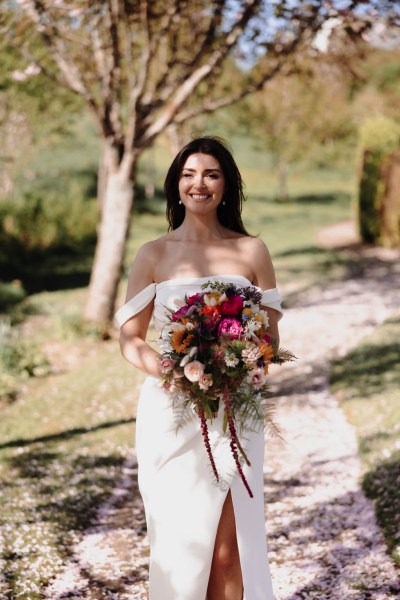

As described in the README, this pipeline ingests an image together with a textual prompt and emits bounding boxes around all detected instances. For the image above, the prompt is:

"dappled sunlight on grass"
[0,306,143,596]
[331,314,400,565]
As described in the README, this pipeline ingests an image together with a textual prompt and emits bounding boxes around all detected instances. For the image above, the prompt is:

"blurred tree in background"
[358,116,400,247]
[0,0,399,324]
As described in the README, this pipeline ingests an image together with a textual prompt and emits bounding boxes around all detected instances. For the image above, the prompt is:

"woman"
[116,137,282,600]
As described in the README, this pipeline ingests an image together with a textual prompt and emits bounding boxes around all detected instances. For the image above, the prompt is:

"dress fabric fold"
[115,275,280,599]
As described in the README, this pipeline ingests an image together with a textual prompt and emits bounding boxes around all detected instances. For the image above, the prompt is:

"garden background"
[0,2,399,598]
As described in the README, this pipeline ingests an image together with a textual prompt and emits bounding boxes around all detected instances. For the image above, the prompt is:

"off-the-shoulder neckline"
[155,274,254,289]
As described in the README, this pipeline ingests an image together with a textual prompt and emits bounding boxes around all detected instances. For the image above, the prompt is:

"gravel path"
[46,247,400,599]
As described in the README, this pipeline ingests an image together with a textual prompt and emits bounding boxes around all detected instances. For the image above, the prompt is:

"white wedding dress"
[115,275,282,600]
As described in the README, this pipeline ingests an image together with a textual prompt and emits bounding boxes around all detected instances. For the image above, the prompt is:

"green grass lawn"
[330,313,400,566]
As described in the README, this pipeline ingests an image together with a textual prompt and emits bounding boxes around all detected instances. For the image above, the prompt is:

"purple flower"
[218,318,243,339]
[187,292,205,306]
[171,305,190,321]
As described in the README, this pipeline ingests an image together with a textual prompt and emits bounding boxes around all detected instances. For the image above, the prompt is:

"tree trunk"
[84,157,137,325]
[97,142,110,214]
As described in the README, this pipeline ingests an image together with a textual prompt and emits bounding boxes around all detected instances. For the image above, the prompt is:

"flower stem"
[223,387,253,498]
[197,401,219,483]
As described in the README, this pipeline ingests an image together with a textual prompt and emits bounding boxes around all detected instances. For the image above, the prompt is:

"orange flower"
[260,343,274,362]
[202,305,221,316]
[171,330,195,354]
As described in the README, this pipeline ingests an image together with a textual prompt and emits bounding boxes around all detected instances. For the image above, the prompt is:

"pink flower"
[184,360,205,382]
[218,318,243,339]
[187,292,205,306]
[246,368,266,388]
[263,334,271,344]
[220,295,243,316]
[199,373,213,390]
[160,358,175,373]
[171,305,190,321]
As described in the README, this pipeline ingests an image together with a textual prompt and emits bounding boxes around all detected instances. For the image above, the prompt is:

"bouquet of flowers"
[159,281,295,497]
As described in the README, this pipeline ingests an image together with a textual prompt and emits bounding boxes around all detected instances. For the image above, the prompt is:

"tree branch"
[18,0,101,119]
[137,0,262,147]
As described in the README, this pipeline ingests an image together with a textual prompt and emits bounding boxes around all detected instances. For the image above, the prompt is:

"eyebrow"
[182,168,222,173]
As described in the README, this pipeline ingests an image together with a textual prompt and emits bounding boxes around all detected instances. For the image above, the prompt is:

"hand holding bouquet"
[159,281,295,497]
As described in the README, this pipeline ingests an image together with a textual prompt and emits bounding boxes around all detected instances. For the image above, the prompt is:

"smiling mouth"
[190,194,211,200]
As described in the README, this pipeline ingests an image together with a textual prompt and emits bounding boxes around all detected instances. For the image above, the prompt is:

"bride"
[116,137,282,600]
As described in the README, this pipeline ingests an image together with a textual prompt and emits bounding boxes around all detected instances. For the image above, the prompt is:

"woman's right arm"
[119,243,163,378]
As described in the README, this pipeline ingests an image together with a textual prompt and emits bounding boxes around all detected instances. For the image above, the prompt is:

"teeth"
[191,194,210,199]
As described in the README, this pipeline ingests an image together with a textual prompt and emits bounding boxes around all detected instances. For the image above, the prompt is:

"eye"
[182,172,193,178]
[207,173,219,179]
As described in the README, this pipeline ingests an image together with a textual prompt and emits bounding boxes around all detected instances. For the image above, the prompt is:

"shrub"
[358,116,400,247]
[0,280,26,312]
[0,318,51,385]
[0,191,98,287]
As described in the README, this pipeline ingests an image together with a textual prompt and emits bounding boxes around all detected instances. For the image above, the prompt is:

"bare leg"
[207,490,243,600]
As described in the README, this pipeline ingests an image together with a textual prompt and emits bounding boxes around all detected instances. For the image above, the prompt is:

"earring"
[222,201,226,206]
[178,200,182,205]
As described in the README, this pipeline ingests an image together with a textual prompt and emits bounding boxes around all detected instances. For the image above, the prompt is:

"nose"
[193,174,207,189]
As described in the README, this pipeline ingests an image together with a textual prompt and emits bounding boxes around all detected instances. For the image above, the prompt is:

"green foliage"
[357,116,400,245]
[0,281,26,312]
[0,318,51,402]
[358,148,383,243]
[0,186,97,289]
[363,453,400,567]
[0,319,50,379]
[331,315,400,565]
[55,311,107,342]
[359,115,400,154]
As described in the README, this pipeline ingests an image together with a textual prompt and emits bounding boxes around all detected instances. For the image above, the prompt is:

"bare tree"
[3,0,398,324]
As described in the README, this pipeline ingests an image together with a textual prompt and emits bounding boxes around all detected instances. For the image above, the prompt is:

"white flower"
[185,322,195,330]
[189,346,198,357]
[180,354,190,367]
[170,322,185,331]
[242,345,262,365]
[184,360,205,382]
[224,353,239,367]
[243,318,262,339]
[204,294,217,306]
[259,309,269,328]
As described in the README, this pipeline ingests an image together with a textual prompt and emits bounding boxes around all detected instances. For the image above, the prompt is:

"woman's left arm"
[247,238,281,347]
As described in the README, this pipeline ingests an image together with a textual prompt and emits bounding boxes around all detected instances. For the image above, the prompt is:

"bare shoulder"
[239,236,272,262]
[239,237,276,288]
[125,235,168,299]
[131,234,170,268]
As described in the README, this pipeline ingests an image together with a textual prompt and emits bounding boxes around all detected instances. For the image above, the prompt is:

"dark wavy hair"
[164,136,250,234]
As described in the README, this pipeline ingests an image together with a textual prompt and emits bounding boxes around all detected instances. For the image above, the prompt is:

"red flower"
[171,305,190,321]
[187,292,205,306]
[220,295,243,317]
[202,305,221,329]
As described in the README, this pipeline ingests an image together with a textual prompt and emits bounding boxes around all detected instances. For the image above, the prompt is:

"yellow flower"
[171,330,195,354]
[204,292,223,306]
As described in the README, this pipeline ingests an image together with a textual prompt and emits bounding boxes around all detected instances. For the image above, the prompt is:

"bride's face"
[178,153,225,215]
